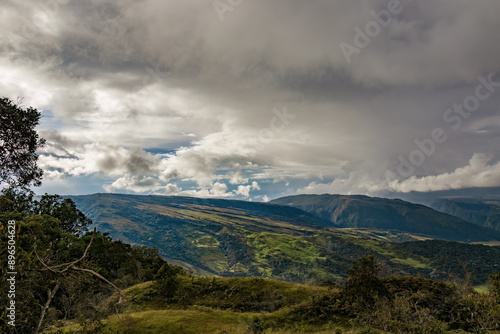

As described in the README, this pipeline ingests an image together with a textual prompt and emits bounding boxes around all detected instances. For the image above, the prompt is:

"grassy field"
[49,309,359,334]
[48,277,354,334]
[48,271,500,334]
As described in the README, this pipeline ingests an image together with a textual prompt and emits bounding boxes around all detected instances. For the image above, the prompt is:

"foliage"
[35,194,92,234]
[153,263,185,299]
[271,194,500,242]
[489,272,500,301]
[0,97,45,191]
[343,255,391,312]
[67,193,500,286]
[14,240,500,334]
[0,194,166,333]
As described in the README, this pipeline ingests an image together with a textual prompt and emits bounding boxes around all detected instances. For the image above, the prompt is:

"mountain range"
[270,194,500,242]
[431,197,500,231]
[68,193,500,285]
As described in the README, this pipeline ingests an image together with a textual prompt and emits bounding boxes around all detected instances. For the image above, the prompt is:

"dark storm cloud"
[96,147,159,174]
[2,0,500,196]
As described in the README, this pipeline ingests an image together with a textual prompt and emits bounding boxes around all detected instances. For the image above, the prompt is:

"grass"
[50,308,358,334]
[348,237,433,270]
[390,257,432,269]
[474,284,489,294]
[51,274,484,334]
[105,309,262,334]
[349,238,396,257]
[121,276,331,314]
[51,277,347,334]
[184,231,228,272]
[247,232,320,261]
[246,232,322,278]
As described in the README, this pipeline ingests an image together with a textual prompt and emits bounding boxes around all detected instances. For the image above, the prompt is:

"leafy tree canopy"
[344,255,391,310]
[0,97,45,191]
[35,194,92,234]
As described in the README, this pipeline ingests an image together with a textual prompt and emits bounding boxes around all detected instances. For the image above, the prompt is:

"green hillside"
[69,194,500,285]
[50,264,500,334]
[270,194,500,242]
[3,192,500,334]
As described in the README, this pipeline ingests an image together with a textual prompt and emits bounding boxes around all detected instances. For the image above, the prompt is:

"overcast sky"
[2,0,500,201]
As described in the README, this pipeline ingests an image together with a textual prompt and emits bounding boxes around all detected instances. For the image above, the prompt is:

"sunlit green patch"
[390,257,432,269]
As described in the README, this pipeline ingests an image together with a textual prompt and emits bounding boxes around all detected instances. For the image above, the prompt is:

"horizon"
[57,189,500,208]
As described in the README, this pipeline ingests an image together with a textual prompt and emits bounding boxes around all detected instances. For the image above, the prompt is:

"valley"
[69,193,500,285]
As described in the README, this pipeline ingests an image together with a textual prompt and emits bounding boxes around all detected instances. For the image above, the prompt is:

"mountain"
[270,194,500,242]
[431,198,500,231]
[69,193,330,276]
[382,186,500,206]
[68,193,500,285]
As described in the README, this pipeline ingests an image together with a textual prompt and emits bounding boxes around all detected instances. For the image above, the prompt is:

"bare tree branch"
[33,228,123,332]
[61,228,96,272]
[71,267,124,305]
[33,229,95,273]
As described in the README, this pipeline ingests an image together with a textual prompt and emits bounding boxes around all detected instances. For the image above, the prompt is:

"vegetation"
[0,193,165,333]
[0,97,45,191]
[68,194,500,286]
[271,194,500,242]
[44,256,500,333]
[431,198,500,231]
[6,191,500,333]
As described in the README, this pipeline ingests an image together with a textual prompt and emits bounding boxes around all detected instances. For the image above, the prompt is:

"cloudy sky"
[2,0,500,201]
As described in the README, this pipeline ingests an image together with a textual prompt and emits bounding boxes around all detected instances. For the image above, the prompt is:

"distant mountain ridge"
[67,193,500,285]
[270,194,500,242]
[431,198,500,231]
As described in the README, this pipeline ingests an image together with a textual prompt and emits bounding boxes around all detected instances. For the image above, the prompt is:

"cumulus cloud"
[235,181,260,198]
[39,143,161,177]
[228,171,249,185]
[165,183,181,194]
[387,154,500,193]
[300,154,500,196]
[104,175,163,193]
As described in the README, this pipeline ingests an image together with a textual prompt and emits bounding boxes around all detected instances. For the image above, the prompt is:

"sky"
[1,0,500,202]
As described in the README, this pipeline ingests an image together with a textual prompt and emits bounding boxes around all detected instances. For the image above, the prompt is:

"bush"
[153,263,185,299]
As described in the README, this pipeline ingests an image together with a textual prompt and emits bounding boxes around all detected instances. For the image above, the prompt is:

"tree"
[343,255,390,312]
[33,229,124,334]
[489,272,500,302]
[0,97,45,191]
[154,263,185,299]
[35,194,91,234]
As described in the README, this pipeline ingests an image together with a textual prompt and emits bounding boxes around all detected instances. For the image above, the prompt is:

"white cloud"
[235,185,252,197]
[104,175,163,193]
[165,183,181,194]
[39,143,161,177]
[300,153,500,196]
[386,153,500,193]
[228,171,249,185]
